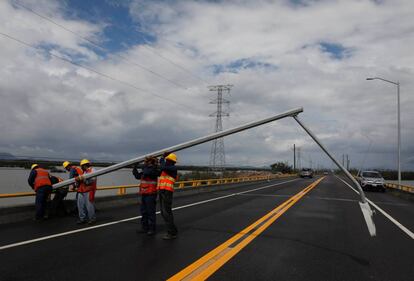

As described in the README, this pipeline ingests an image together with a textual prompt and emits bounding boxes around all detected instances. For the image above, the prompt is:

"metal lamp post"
[366,77,401,186]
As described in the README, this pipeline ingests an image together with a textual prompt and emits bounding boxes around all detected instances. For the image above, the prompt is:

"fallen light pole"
[53,107,304,189]
[293,115,376,236]
[53,106,376,236]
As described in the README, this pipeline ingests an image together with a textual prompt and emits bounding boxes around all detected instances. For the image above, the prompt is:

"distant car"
[358,171,386,192]
[300,168,313,178]
[323,171,328,175]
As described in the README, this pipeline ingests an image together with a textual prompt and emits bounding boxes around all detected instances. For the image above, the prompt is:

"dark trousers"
[35,185,53,219]
[51,188,68,217]
[159,189,177,235]
[140,194,157,231]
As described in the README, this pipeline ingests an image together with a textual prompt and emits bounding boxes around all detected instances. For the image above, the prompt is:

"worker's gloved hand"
[75,175,84,183]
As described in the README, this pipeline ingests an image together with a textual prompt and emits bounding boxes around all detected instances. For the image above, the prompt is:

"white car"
[358,171,386,192]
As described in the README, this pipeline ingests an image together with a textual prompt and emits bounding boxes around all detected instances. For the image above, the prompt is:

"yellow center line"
[168,177,325,281]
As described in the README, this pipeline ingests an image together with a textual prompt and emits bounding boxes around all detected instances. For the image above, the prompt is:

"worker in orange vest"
[74,159,97,225]
[63,161,83,215]
[158,152,178,240]
[62,161,83,191]
[132,156,160,236]
[27,164,53,221]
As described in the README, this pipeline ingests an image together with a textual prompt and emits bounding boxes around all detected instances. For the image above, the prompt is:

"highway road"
[0,175,413,281]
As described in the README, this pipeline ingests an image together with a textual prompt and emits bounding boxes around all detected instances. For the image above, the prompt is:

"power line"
[0,31,197,111]
[12,1,189,90]
[140,38,210,85]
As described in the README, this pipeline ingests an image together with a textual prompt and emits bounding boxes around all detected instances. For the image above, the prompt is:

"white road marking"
[336,176,414,240]
[0,178,299,251]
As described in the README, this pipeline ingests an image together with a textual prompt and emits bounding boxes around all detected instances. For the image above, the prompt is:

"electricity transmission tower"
[209,84,232,173]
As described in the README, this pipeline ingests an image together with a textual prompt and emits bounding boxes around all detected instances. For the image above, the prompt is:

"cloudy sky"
[0,0,413,170]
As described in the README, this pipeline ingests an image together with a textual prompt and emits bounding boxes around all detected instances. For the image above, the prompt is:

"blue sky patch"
[61,0,155,54]
[36,42,91,64]
[319,42,351,59]
[211,58,278,74]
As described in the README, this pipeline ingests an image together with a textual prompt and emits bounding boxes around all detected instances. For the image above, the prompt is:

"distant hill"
[0,152,16,159]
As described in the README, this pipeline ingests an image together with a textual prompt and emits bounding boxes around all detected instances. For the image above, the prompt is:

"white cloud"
[0,0,413,171]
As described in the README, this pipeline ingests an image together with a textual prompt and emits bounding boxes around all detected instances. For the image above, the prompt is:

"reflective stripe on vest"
[158,171,176,192]
[34,168,52,191]
[139,177,157,194]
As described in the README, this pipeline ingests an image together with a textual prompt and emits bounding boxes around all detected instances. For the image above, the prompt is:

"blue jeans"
[35,185,52,219]
[141,194,157,231]
[77,192,96,222]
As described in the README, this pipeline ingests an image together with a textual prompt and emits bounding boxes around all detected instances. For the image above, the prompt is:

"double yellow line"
[168,177,325,281]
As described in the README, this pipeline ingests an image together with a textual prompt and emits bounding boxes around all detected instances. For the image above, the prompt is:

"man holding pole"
[158,152,178,240]
[133,157,160,236]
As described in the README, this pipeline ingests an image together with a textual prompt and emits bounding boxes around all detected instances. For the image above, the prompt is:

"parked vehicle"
[300,168,313,178]
[357,171,386,192]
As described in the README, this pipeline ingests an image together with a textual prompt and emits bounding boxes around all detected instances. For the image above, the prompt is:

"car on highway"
[300,168,313,178]
[357,170,386,192]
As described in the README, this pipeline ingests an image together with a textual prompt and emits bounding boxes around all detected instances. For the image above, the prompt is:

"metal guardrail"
[385,183,414,194]
[0,174,294,199]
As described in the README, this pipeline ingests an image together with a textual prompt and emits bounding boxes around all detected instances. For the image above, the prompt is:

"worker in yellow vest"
[158,152,178,240]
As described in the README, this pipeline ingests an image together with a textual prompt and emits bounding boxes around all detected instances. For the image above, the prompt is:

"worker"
[74,159,97,225]
[63,161,83,215]
[132,156,160,236]
[27,164,53,221]
[63,161,83,188]
[158,152,178,240]
[50,175,68,217]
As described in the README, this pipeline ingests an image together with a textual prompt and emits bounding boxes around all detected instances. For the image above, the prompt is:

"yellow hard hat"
[62,161,71,168]
[165,153,177,163]
[31,164,39,170]
[80,159,90,166]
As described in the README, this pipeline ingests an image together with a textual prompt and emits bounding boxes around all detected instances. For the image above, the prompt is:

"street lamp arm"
[366,77,399,85]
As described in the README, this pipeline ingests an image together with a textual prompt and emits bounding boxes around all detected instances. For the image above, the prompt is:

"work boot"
[162,233,177,240]
[76,220,87,225]
[88,219,96,225]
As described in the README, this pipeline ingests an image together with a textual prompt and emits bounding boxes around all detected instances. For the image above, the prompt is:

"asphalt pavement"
[0,175,413,281]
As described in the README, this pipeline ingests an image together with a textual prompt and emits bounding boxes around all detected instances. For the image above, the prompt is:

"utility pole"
[297,147,301,170]
[347,154,350,170]
[293,144,296,172]
[209,84,232,174]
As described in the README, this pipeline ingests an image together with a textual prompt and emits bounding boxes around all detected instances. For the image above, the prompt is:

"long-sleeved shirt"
[27,169,52,190]
[27,169,37,189]
[159,157,178,178]
[133,165,160,180]
[69,167,80,179]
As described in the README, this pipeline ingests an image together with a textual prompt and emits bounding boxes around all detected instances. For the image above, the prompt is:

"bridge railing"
[0,174,294,199]
[385,183,414,194]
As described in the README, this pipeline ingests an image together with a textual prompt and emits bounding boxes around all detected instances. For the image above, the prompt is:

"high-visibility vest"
[158,171,176,192]
[33,168,52,191]
[71,166,83,177]
[70,166,83,189]
[139,176,158,195]
[78,167,97,193]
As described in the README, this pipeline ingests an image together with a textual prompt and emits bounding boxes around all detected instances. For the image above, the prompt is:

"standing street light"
[366,77,401,186]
